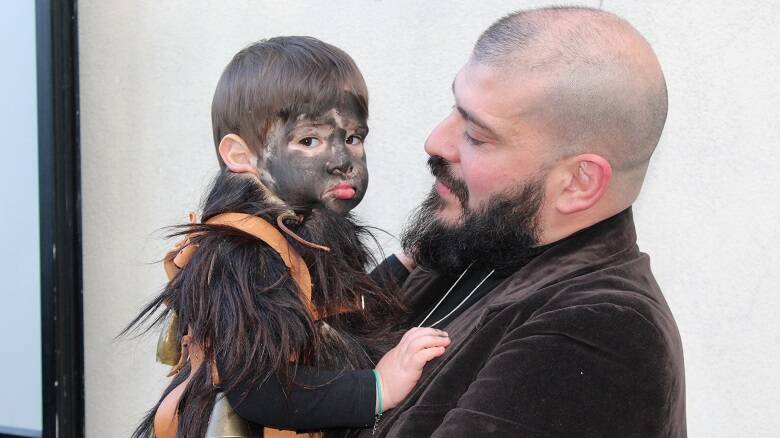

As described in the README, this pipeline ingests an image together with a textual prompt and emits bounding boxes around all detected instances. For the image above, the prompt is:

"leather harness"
[154,212,325,438]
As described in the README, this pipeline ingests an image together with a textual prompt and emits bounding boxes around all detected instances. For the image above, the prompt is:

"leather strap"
[163,212,318,320]
[207,212,317,320]
[155,212,354,438]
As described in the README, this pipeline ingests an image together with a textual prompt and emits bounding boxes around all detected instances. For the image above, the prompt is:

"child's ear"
[218,134,259,175]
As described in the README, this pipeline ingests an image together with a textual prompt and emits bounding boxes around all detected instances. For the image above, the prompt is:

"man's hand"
[375,327,450,411]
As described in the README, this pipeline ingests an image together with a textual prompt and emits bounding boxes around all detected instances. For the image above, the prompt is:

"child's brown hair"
[211,36,369,165]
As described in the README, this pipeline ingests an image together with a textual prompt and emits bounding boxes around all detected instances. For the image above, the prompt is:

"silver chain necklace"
[418,263,496,328]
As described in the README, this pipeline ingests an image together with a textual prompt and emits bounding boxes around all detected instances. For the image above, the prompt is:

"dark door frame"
[36,0,83,437]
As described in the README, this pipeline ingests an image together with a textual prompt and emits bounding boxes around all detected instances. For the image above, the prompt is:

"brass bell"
[205,393,253,437]
[156,311,181,366]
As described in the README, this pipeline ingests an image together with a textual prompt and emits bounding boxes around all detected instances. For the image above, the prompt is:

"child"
[125,36,449,437]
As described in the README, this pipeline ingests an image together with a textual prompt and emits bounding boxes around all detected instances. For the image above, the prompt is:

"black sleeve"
[369,254,411,291]
[223,365,376,431]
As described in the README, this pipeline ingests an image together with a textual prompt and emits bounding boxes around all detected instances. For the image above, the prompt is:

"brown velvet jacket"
[359,208,686,437]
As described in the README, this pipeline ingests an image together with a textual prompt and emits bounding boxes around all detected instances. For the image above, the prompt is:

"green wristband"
[372,369,383,416]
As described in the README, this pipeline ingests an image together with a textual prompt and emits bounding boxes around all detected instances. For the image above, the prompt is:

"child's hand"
[374,327,450,411]
[394,251,417,272]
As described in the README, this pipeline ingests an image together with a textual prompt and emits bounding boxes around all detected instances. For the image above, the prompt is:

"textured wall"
[78,1,780,436]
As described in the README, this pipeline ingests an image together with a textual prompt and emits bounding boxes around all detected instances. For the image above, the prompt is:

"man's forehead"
[454,64,554,144]
[454,63,548,118]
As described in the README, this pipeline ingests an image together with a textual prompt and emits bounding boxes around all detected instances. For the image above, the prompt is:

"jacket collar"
[402,207,639,310]
[488,206,639,306]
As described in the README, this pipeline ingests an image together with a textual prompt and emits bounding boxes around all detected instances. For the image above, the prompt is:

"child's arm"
[369,254,413,291]
[219,326,450,431]
[222,366,376,430]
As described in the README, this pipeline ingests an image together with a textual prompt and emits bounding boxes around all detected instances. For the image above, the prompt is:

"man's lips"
[327,182,356,200]
[434,179,455,198]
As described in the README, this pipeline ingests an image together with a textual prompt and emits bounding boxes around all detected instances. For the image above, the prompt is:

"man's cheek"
[462,167,502,207]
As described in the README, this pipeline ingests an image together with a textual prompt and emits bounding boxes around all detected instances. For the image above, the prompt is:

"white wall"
[78,1,780,436]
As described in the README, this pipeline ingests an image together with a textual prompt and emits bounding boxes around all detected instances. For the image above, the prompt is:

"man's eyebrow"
[451,79,500,139]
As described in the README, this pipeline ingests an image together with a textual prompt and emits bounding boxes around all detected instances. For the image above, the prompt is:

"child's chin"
[321,197,359,215]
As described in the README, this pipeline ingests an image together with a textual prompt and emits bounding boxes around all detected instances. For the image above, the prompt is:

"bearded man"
[363,7,686,437]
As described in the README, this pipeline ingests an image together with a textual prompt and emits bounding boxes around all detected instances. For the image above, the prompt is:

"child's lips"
[327,183,356,200]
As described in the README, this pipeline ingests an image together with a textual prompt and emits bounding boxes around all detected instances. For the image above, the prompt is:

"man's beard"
[401,156,545,273]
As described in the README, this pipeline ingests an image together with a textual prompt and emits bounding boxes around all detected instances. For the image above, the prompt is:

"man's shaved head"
[472,6,667,173]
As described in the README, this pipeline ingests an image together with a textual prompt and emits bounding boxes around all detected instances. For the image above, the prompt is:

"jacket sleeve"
[430,303,675,438]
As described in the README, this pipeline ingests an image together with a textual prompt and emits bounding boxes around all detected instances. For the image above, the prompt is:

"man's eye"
[299,137,321,147]
[463,132,485,146]
[345,135,363,146]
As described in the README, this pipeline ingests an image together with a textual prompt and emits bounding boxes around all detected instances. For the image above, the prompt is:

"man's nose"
[424,110,460,163]
[327,146,353,176]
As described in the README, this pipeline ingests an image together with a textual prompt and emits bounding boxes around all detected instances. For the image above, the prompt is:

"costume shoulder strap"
[207,212,316,319]
[163,212,318,320]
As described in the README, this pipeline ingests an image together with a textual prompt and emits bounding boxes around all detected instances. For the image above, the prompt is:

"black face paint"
[259,95,369,215]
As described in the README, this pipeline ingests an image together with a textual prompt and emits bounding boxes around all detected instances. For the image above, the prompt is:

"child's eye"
[345,135,363,146]
[299,137,321,147]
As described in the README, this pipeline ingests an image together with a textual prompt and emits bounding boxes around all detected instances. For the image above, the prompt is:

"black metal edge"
[37,0,83,437]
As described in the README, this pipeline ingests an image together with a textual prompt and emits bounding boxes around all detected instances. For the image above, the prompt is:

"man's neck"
[539,202,631,245]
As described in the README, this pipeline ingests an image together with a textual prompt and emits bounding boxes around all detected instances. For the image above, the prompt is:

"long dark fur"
[122,171,405,437]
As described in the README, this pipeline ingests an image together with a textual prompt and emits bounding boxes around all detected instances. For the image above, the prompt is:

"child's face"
[259,103,369,215]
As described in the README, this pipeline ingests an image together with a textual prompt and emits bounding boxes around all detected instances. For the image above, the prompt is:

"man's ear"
[554,154,612,215]
[218,134,259,175]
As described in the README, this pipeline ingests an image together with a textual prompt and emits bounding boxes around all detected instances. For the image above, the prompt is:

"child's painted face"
[259,103,369,215]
